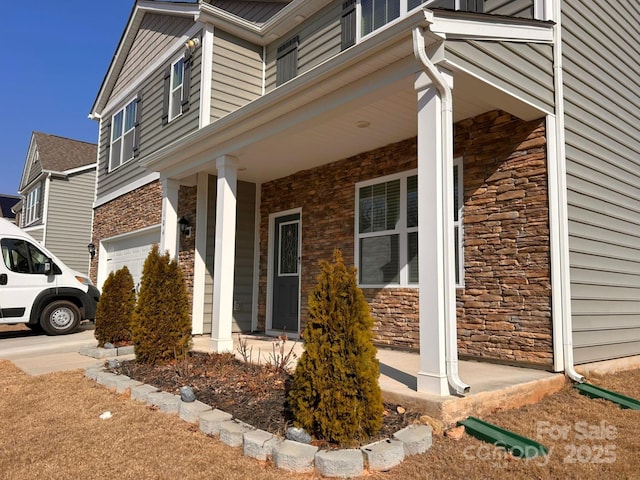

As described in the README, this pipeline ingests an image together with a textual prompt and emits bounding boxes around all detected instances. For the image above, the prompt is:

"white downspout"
[551,0,584,383]
[413,24,469,395]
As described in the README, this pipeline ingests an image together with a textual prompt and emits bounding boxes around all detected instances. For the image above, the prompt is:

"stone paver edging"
[86,363,432,477]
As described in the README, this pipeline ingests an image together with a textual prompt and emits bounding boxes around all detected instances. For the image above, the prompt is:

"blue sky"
[0,1,134,195]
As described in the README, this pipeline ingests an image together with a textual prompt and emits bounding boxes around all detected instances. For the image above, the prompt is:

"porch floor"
[193,334,567,425]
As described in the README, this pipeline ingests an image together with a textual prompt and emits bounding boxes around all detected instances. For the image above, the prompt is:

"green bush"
[131,244,192,365]
[94,266,135,347]
[287,249,383,446]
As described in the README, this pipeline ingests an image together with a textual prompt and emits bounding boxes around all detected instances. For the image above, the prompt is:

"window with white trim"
[356,161,463,287]
[360,1,483,37]
[109,98,137,171]
[24,184,41,226]
[169,58,185,121]
[453,158,464,286]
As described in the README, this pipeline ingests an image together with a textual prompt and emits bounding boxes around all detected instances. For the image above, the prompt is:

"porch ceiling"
[176,66,544,186]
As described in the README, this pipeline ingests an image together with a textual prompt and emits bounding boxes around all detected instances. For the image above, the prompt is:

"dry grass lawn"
[1,359,640,479]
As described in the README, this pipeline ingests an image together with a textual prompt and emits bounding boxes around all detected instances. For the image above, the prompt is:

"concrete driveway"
[0,323,100,375]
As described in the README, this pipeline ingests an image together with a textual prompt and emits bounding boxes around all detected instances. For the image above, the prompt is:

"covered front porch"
[192,334,564,424]
[145,10,562,397]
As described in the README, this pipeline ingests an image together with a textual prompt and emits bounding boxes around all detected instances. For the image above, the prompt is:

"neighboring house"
[16,132,97,275]
[89,0,640,396]
[0,195,20,223]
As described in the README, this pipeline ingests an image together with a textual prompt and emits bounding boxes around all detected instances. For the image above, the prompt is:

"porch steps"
[457,417,548,458]
[574,382,640,410]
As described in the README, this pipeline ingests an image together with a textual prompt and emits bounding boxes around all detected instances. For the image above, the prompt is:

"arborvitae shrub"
[94,266,135,347]
[131,244,192,365]
[287,249,383,446]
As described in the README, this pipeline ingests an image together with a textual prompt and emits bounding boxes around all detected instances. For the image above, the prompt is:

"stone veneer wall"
[90,180,198,306]
[90,181,163,285]
[259,138,418,344]
[259,110,553,367]
[455,111,553,366]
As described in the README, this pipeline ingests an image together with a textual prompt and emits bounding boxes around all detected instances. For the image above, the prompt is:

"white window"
[169,58,185,121]
[24,184,41,226]
[453,158,464,286]
[356,161,463,287]
[360,0,465,37]
[109,98,137,171]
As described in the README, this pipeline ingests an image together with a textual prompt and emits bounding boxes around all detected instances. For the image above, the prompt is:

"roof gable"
[20,132,97,190]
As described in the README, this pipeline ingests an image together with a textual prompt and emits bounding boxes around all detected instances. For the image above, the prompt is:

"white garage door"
[104,229,159,291]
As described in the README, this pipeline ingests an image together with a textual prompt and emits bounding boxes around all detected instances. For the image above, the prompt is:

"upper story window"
[360,0,483,37]
[109,98,138,171]
[170,58,185,121]
[24,184,41,226]
[355,160,464,287]
[163,55,191,124]
[276,36,299,86]
[361,0,401,36]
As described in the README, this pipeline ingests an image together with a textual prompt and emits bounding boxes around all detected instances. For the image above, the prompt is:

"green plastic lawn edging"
[457,417,548,459]
[574,382,640,410]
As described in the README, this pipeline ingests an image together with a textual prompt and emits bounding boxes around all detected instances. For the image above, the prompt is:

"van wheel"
[40,301,81,335]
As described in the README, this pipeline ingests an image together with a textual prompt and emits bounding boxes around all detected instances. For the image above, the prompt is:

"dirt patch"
[110,351,422,447]
[2,357,640,479]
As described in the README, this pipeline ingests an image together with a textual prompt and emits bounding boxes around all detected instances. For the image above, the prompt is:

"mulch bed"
[109,351,422,448]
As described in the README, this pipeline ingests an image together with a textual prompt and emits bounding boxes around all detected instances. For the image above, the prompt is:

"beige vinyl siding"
[203,175,216,333]
[97,40,202,199]
[25,227,44,243]
[203,177,257,333]
[26,159,43,186]
[445,40,554,114]
[483,0,534,18]
[562,0,640,363]
[44,171,95,275]
[111,14,194,100]
[265,1,342,92]
[210,30,263,122]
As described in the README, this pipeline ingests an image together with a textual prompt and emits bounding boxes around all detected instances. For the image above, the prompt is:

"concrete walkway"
[1,327,566,424]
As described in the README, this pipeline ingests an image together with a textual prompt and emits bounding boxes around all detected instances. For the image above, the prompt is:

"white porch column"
[415,71,454,396]
[160,177,179,258]
[191,172,209,335]
[210,155,238,352]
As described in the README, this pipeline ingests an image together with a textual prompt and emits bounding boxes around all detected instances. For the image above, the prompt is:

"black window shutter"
[162,66,171,125]
[181,56,192,114]
[457,0,483,12]
[276,36,299,86]
[133,95,142,157]
[104,119,111,174]
[341,0,356,50]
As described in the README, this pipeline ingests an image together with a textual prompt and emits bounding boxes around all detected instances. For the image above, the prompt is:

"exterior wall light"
[178,216,191,237]
[87,243,96,259]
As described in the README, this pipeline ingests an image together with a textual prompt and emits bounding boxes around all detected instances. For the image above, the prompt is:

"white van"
[0,218,99,335]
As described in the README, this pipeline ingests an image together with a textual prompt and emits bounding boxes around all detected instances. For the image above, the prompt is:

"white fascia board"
[430,15,554,43]
[137,1,200,17]
[198,0,333,45]
[43,163,97,178]
[197,5,262,43]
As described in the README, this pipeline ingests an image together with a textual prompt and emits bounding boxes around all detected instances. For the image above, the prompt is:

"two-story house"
[15,132,97,276]
[89,0,640,396]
